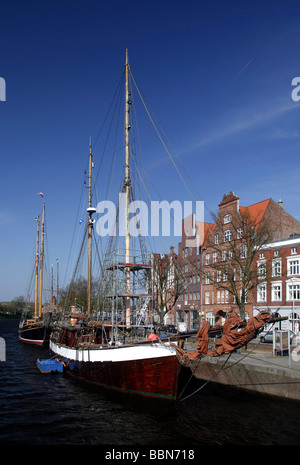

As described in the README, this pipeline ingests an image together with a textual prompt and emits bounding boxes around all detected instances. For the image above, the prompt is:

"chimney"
[278,199,283,208]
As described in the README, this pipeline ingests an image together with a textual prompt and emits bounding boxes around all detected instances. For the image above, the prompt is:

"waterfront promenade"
[183,339,300,401]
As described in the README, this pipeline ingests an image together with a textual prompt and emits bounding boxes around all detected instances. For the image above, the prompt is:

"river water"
[0,318,300,446]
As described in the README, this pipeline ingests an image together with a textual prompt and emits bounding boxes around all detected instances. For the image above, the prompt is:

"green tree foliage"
[59,277,99,313]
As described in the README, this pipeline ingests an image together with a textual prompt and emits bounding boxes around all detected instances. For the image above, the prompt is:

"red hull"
[65,354,180,400]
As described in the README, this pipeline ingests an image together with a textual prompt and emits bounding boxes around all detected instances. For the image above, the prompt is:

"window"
[288,259,300,276]
[228,249,233,260]
[237,227,243,239]
[271,282,282,302]
[217,289,229,304]
[259,252,265,259]
[221,290,225,303]
[289,312,300,333]
[240,266,245,279]
[197,291,200,300]
[224,214,232,224]
[205,272,210,284]
[240,244,247,258]
[205,253,210,265]
[215,234,219,245]
[213,252,218,263]
[274,250,279,257]
[224,230,232,242]
[291,247,297,255]
[257,261,266,279]
[222,250,227,261]
[205,291,210,304]
[257,283,266,302]
[217,270,221,282]
[206,312,215,326]
[288,283,300,301]
[272,259,281,277]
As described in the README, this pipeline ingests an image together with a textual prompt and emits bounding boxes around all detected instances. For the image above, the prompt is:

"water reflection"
[1,319,300,445]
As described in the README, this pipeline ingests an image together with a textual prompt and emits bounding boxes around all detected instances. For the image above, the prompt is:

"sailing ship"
[49,51,181,400]
[19,203,53,345]
[45,51,287,400]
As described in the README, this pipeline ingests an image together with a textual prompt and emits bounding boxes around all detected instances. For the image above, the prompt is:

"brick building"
[173,192,300,332]
[253,236,300,333]
[176,218,215,330]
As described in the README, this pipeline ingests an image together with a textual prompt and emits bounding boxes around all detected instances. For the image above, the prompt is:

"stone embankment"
[182,339,300,401]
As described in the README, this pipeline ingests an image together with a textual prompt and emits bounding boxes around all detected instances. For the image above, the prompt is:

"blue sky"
[1,0,300,301]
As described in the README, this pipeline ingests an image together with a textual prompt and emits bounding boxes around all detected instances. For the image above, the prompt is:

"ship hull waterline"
[50,340,180,400]
[18,324,50,346]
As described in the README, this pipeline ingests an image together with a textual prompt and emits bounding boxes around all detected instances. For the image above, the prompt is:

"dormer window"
[224,214,232,224]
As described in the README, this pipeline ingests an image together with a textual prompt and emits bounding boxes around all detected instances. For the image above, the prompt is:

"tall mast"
[87,141,96,317]
[38,203,45,318]
[56,258,59,309]
[125,49,131,328]
[51,264,54,309]
[34,216,40,317]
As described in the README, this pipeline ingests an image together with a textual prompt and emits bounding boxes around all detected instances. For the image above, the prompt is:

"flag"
[37,192,44,198]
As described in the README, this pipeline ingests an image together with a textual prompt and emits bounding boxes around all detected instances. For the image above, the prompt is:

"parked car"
[260,330,295,344]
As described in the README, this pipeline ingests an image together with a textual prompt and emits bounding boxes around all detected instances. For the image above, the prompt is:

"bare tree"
[204,209,277,321]
[152,251,185,325]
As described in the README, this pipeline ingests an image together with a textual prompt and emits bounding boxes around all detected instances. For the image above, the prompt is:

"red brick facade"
[172,193,300,332]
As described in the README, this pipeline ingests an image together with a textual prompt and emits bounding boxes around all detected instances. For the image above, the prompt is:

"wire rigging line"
[129,70,196,204]
[179,353,233,402]
[93,71,125,191]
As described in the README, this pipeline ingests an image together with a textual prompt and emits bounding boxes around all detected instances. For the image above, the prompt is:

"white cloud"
[184,100,299,154]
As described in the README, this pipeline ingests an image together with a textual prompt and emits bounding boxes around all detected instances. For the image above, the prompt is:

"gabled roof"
[181,197,272,248]
[198,221,215,248]
[239,198,271,229]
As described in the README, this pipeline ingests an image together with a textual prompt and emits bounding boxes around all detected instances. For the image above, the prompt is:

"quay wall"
[182,343,300,401]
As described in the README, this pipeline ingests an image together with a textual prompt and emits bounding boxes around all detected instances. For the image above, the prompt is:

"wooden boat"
[49,51,180,400]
